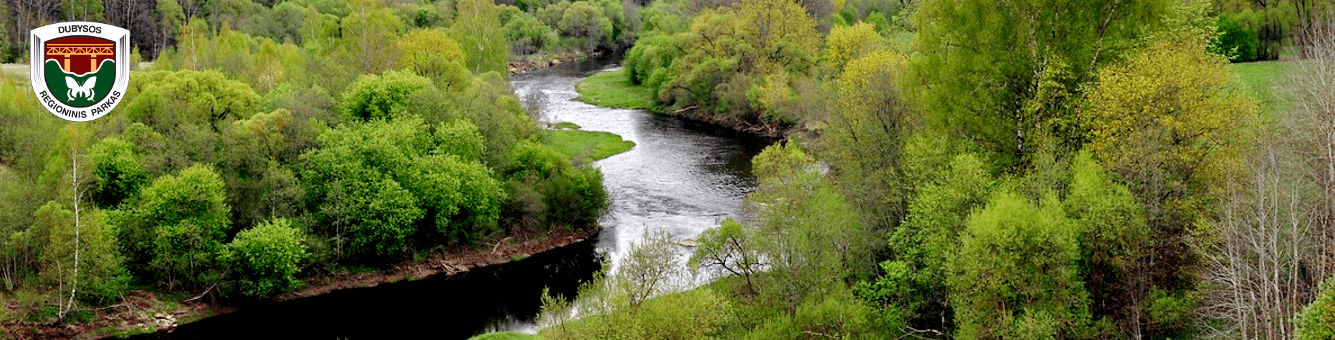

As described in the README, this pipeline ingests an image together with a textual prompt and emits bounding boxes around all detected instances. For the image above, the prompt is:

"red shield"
[43,36,116,76]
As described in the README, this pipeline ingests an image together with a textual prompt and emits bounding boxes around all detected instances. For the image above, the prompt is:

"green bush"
[1216,12,1259,62]
[1297,279,1335,340]
[223,218,308,297]
[339,70,435,122]
[88,137,149,208]
[542,167,607,228]
[124,164,231,288]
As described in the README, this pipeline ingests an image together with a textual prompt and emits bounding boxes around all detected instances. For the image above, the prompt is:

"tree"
[397,28,472,91]
[36,203,126,307]
[339,0,405,75]
[824,21,881,75]
[748,142,875,310]
[911,0,1167,165]
[875,153,993,334]
[559,1,613,52]
[690,217,762,293]
[951,190,1089,339]
[1065,150,1150,337]
[616,230,683,308]
[124,164,231,289]
[88,137,149,208]
[817,49,915,229]
[222,218,307,297]
[1083,35,1259,329]
[451,0,509,74]
[339,70,435,122]
[1296,279,1335,340]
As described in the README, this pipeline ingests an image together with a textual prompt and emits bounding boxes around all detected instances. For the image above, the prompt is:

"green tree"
[911,0,1167,165]
[1064,150,1149,335]
[339,0,405,74]
[824,21,881,75]
[748,142,875,309]
[125,164,231,289]
[1082,34,1258,321]
[339,70,435,122]
[818,49,914,229]
[88,137,149,208]
[397,28,472,91]
[952,190,1089,339]
[872,153,993,334]
[559,1,613,52]
[452,0,509,74]
[1297,279,1335,340]
[35,202,127,305]
[222,218,307,296]
[690,217,761,293]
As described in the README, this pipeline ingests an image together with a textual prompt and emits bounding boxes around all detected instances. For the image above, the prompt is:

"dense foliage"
[0,0,615,322]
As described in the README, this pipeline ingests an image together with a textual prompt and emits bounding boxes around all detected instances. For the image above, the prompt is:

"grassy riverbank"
[573,69,659,112]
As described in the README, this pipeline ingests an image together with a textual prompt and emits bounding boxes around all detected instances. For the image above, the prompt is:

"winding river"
[120,60,771,339]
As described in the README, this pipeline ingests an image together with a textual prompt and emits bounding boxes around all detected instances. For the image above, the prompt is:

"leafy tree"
[222,218,307,297]
[951,190,1089,339]
[559,1,613,52]
[339,0,405,74]
[748,142,875,309]
[452,0,509,74]
[35,202,127,305]
[818,49,914,228]
[119,70,261,171]
[690,218,762,293]
[125,164,231,289]
[220,109,307,228]
[88,137,149,208]
[403,154,505,242]
[1083,34,1258,311]
[911,0,1167,165]
[340,70,435,122]
[503,10,559,55]
[397,28,472,91]
[1297,279,1335,340]
[871,154,993,334]
[1064,150,1149,334]
[434,119,487,162]
[824,21,882,75]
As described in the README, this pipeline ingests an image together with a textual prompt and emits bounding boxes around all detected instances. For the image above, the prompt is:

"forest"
[0,0,1334,338]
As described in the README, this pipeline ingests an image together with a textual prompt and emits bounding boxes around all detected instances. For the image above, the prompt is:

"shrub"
[223,218,308,297]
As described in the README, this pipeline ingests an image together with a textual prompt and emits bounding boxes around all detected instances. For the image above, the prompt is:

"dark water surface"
[119,59,770,339]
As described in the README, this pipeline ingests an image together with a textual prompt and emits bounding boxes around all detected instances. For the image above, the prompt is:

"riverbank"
[2,226,601,339]
[573,69,793,138]
[509,51,589,76]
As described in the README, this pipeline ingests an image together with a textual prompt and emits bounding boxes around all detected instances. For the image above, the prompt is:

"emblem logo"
[30,22,130,122]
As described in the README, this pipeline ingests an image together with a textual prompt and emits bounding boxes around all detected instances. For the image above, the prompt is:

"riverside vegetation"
[509,0,1335,339]
[2,0,1335,339]
[0,0,641,335]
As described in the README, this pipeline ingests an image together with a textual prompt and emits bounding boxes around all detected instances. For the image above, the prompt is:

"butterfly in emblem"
[66,76,96,101]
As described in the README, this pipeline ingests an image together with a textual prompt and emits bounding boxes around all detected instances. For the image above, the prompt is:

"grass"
[555,122,581,129]
[1228,60,1297,115]
[547,129,635,162]
[574,69,659,112]
[467,332,546,340]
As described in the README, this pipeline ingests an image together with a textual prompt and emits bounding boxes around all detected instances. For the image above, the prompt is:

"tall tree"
[451,0,509,75]
[911,0,1167,166]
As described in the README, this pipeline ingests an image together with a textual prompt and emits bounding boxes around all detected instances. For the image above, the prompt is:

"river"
[118,59,771,339]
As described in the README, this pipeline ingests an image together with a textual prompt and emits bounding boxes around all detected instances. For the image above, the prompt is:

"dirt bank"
[2,226,599,340]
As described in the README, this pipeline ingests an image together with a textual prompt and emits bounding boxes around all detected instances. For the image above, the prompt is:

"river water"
[118,60,770,339]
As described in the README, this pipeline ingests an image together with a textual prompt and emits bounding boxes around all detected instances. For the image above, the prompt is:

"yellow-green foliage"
[538,288,734,340]
[397,28,472,91]
[825,22,883,75]
[1083,34,1258,198]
